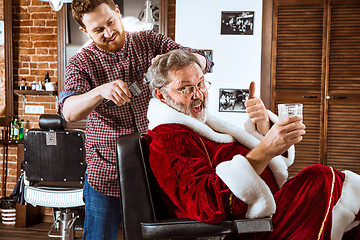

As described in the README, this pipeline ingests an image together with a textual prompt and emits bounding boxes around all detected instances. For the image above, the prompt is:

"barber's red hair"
[71,0,117,29]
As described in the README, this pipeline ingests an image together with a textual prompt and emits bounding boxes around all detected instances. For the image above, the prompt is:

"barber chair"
[116,132,273,240]
[22,114,86,240]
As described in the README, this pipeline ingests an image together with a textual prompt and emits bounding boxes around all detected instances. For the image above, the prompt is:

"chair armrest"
[234,217,272,234]
[141,217,272,239]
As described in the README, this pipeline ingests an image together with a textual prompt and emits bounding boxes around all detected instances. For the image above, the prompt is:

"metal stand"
[48,209,77,240]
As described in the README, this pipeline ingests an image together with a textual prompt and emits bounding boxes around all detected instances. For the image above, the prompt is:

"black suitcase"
[23,129,86,186]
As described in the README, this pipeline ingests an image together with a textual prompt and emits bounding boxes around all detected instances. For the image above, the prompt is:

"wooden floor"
[0,222,123,240]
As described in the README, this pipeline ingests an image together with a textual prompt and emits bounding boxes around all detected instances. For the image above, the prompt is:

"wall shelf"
[14,90,57,96]
[14,90,58,109]
[0,139,24,144]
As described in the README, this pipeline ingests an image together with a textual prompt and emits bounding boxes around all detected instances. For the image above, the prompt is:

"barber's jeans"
[82,178,121,240]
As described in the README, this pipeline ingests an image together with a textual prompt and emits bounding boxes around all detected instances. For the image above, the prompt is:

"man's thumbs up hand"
[248,81,255,99]
[245,81,270,136]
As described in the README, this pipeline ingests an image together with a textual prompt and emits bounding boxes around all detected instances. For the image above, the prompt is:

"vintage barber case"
[23,127,86,186]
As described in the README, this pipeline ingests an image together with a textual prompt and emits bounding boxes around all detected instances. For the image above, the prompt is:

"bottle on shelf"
[19,78,26,90]
[12,118,20,141]
[45,72,50,83]
[25,82,31,90]
[36,81,43,91]
[31,81,36,91]
[8,116,14,140]
[44,72,57,91]
[19,119,25,140]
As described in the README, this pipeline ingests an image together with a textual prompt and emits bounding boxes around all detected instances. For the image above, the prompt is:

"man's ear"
[154,88,167,103]
[115,5,122,17]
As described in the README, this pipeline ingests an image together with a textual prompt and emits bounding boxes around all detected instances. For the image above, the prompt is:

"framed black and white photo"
[219,88,249,112]
[221,11,254,35]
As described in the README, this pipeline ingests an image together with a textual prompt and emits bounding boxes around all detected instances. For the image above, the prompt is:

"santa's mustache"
[190,98,205,109]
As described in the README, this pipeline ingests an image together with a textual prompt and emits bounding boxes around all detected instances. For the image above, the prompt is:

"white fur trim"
[147,99,235,143]
[267,156,288,188]
[283,145,295,167]
[331,170,360,240]
[206,114,259,149]
[216,155,276,218]
[244,118,264,141]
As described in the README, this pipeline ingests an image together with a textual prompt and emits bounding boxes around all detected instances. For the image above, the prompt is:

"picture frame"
[221,11,254,35]
[219,88,249,112]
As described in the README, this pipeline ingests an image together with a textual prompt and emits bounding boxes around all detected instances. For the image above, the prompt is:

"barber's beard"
[163,92,208,123]
[94,30,125,53]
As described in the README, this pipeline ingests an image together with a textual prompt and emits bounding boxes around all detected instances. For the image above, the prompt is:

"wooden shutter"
[273,0,326,176]
[325,0,360,173]
[274,5,325,91]
[327,98,360,173]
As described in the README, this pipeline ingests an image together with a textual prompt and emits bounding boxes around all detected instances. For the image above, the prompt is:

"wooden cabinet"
[271,0,360,176]
[15,143,42,228]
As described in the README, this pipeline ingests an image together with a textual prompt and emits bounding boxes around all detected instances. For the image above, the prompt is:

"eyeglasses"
[163,80,212,97]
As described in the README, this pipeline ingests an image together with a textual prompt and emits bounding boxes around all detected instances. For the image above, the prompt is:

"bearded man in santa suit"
[145,49,360,239]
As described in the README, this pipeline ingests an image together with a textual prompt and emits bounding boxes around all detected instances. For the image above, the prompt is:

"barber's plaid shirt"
[59,30,213,197]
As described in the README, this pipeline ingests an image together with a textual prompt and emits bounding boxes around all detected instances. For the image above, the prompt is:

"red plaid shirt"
[59,30,213,197]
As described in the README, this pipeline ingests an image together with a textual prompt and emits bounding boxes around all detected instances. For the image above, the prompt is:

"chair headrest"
[39,114,67,130]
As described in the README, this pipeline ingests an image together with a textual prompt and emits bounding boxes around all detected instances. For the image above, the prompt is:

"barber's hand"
[261,116,306,158]
[99,80,132,106]
[245,81,270,135]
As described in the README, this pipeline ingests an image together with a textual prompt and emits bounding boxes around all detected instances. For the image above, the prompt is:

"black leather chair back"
[23,114,85,187]
[116,132,155,239]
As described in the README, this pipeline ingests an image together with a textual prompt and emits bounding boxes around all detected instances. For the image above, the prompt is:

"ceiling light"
[40,0,72,12]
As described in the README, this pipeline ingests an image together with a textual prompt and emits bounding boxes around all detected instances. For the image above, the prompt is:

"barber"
[58,0,213,239]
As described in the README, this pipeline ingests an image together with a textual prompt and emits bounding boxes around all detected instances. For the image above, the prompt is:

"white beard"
[162,92,208,123]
